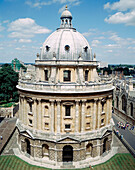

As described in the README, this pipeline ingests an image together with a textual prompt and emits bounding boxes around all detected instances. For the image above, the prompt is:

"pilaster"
[50,99,55,133]
[97,99,101,129]
[93,98,98,130]
[56,100,61,134]
[81,100,86,132]
[75,100,80,133]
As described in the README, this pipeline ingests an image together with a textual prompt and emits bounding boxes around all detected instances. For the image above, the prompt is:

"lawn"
[0,153,135,170]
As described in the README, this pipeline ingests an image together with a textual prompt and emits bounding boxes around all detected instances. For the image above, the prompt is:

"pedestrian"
[131,126,134,130]
[120,134,123,140]
[89,165,93,169]
[0,136,3,140]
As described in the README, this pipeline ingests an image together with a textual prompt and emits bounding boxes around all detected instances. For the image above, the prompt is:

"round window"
[46,45,50,52]
[65,45,70,51]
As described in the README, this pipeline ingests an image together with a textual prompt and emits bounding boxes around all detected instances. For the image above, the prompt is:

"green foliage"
[0,64,19,103]
[0,102,15,107]
[97,68,101,73]
[103,67,112,75]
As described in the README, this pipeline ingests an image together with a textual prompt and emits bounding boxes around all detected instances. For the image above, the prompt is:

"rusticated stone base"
[18,130,112,164]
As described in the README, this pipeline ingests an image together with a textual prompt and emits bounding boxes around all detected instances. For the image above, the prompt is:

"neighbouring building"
[16,6,114,169]
[11,58,25,72]
[114,76,135,125]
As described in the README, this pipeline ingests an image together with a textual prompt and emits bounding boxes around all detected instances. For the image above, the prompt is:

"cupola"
[60,5,73,28]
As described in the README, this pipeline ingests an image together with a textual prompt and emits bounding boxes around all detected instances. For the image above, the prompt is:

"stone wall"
[19,132,112,162]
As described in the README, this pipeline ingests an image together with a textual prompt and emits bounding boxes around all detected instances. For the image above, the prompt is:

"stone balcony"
[17,80,114,94]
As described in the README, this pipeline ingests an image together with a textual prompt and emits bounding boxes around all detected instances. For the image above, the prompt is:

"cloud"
[104,0,135,11]
[8,18,51,38]
[92,40,100,47]
[104,0,135,26]
[82,29,98,37]
[105,10,135,26]
[105,44,120,49]
[19,39,32,43]
[107,50,113,53]
[3,20,9,24]
[0,24,5,32]
[25,0,80,9]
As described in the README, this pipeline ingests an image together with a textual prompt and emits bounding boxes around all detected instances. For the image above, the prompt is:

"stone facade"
[16,6,114,169]
[114,77,135,125]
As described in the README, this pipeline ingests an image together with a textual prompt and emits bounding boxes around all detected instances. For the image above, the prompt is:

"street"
[112,113,135,153]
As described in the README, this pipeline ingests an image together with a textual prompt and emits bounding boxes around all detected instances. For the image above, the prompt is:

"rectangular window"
[65,106,71,116]
[65,124,70,129]
[101,118,104,124]
[44,70,48,81]
[86,122,90,128]
[45,123,49,128]
[63,70,71,81]
[85,70,89,81]
[29,119,32,125]
[29,103,32,112]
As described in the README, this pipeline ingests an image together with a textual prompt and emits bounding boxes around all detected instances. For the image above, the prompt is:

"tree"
[0,64,19,103]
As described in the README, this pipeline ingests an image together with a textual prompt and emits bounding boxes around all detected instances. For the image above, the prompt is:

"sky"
[0,0,135,64]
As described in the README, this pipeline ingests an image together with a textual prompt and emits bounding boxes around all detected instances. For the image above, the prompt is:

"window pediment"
[63,102,74,106]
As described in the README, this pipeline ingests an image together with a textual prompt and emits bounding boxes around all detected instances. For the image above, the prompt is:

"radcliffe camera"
[0,1,135,170]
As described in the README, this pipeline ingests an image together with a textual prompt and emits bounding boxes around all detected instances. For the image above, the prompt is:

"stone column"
[106,98,110,125]
[56,100,61,134]
[75,100,80,133]
[81,100,86,132]
[24,97,27,125]
[97,140,101,156]
[19,97,22,121]
[33,98,37,129]
[50,99,55,133]
[97,100,101,129]
[109,96,112,123]
[93,99,97,130]
[37,98,42,130]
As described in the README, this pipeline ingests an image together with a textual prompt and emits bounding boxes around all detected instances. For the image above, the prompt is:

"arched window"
[86,106,91,116]
[29,103,32,112]
[116,96,119,108]
[86,143,93,157]
[44,106,49,117]
[42,144,49,158]
[102,103,104,112]
[25,138,31,155]
[131,103,133,117]
[103,138,108,153]
[122,95,127,113]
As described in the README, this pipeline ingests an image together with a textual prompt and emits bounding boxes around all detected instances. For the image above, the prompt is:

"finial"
[65,5,68,9]
[37,53,39,57]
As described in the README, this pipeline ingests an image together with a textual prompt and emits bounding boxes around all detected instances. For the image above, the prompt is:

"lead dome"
[40,6,92,61]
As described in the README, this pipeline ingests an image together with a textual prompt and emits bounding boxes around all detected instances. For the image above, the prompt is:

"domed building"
[16,6,114,169]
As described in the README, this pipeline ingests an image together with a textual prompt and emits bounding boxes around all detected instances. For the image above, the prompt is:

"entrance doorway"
[25,138,31,155]
[63,145,73,162]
